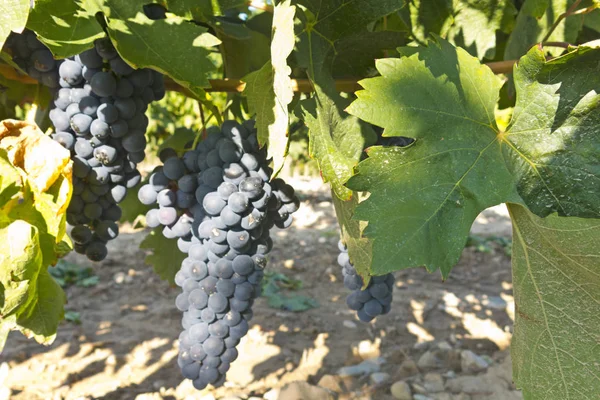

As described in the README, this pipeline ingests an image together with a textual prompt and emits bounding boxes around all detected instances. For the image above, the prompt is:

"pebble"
[417,351,440,370]
[423,373,444,393]
[317,375,345,393]
[277,381,336,400]
[337,357,385,377]
[483,296,507,310]
[390,381,411,400]
[263,388,280,400]
[343,320,357,329]
[113,272,132,284]
[413,395,434,400]
[398,359,419,378]
[460,350,489,373]
[370,372,390,385]
[355,339,381,359]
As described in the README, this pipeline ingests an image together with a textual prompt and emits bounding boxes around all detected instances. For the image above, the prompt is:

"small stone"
[443,371,456,379]
[106,354,117,366]
[412,383,427,394]
[318,375,345,393]
[114,272,126,284]
[337,357,385,377]
[436,341,452,351]
[277,381,336,400]
[386,346,407,364]
[413,395,434,400]
[483,296,507,310]
[370,372,390,385]
[423,373,444,393]
[263,388,280,400]
[152,379,165,390]
[431,394,453,400]
[398,359,419,378]
[417,351,440,370]
[460,350,489,373]
[343,320,357,329]
[390,381,412,400]
[356,339,381,359]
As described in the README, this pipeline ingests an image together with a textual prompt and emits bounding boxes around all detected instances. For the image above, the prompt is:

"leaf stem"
[540,0,597,43]
[543,41,572,49]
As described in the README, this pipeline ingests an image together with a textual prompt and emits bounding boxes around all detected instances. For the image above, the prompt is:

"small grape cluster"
[52,38,164,261]
[138,120,299,390]
[4,29,61,88]
[338,241,395,322]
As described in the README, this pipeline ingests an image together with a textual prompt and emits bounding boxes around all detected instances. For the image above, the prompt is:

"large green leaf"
[100,0,220,91]
[508,203,600,399]
[346,39,600,277]
[0,0,29,51]
[243,0,296,175]
[505,0,583,60]
[140,227,186,284]
[504,45,600,218]
[27,0,105,58]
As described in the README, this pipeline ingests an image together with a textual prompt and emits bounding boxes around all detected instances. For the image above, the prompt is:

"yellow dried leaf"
[0,119,72,193]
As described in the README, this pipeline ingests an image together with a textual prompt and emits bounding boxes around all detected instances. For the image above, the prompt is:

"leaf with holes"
[347,38,600,277]
[508,203,600,399]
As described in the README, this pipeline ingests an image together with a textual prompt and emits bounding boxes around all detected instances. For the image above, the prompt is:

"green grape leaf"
[140,228,186,284]
[407,0,515,59]
[508,203,600,399]
[0,220,42,319]
[97,0,220,91]
[243,0,296,176]
[27,0,105,58]
[332,30,407,78]
[292,0,402,201]
[0,0,29,51]
[347,39,600,277]
[217,15,271,79]
[505,0,583,60]
[0,121,71,350]
[332,192,372,280]
[165,0,246,22]
[298,86,376,200]
[15,268,65,346]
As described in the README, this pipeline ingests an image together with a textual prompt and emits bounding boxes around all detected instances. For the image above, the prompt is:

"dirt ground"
[1,177,520,400]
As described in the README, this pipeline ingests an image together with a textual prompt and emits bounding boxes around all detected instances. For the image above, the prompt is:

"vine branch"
[2,59,517,94]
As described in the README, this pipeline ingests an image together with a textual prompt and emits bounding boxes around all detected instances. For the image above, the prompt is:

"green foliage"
[139,227,186,284]
[0,146,69,350]
[49,259,98,288]
[27,0,104,57]
[346,38,600,278]
[509,203,600,399]
[261,271,319,312]
[243,0,296,175]
[0,0,29,50]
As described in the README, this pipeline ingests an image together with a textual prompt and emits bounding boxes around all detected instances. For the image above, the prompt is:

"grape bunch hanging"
[138,120,300,390]
[5,30,165,261]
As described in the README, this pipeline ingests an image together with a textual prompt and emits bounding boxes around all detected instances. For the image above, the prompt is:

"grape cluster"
[338,241,395,322]
[139,120,299,389]
[4,29,61,88]
[50,38,164,261]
